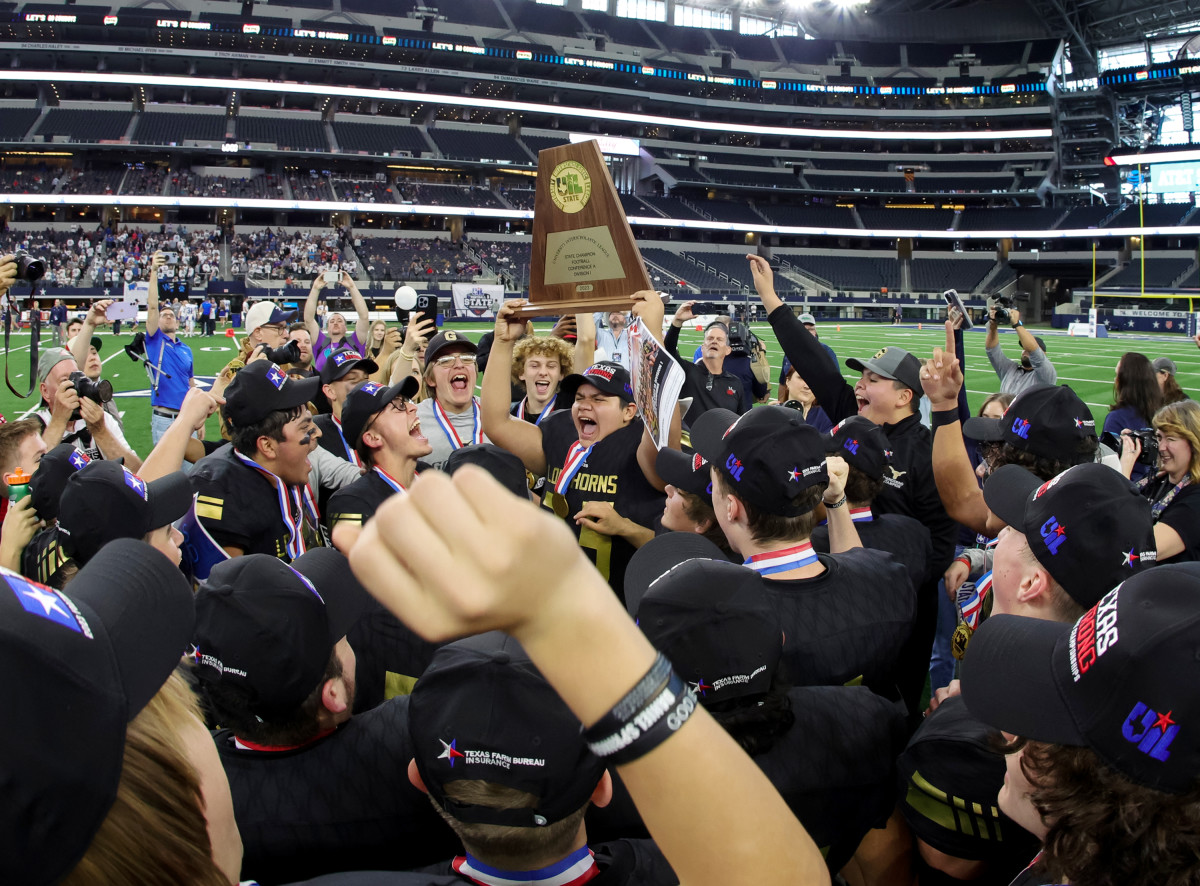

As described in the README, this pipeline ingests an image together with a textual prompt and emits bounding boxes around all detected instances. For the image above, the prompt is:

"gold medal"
[543,490,570,520]
[951,623,973,661]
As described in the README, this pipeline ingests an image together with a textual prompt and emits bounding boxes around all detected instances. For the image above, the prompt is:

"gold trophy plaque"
[514,139,653,318]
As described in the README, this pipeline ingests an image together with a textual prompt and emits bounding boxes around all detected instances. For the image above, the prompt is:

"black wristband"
[931,409,961,430]
[586,668,698,765]
[1012,321,1022,328]
[583,653,672,743]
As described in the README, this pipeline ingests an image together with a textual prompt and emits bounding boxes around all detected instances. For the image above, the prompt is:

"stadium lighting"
[0,70,1054,143]
[1108,148,1200,165]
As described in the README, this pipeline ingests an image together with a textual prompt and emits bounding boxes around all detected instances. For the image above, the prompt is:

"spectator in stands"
[1104,352,1163,482]
[986,305,1055,394]
[1152,356,1189,404]
[778,357,832,433]
[666,302,748,428]
[1121,399,1200,565]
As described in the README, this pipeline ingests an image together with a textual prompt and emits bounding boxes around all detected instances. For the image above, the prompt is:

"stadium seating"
[358,237,480,282]
[236,117,329,152]
[134,112,226,146]
[0,108,43,142]
[427,129,533,165]
[641,249,741,294]
[37,109,132,143]
[637,196,710,222]
[909,258,998,293]
[756,205,857,229]
[858,208,956,231]
[1103,258,1196,289]
[333,120,430,157]
[957,207,1068,231]
[781,254,900,291]
[1105,203,1195,228]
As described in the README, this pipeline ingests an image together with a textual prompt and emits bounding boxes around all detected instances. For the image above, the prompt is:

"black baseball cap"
[409,632,607,827]
[656,447,712,500]
[56,461,193,564]
[637,558,782,705]
[340,376,420,449]
[982,463,1156,609]
[29,443,94,522]
[826,416,892,481]
[1,539,195,885]
[962,563,1200,794]
[192,548,373,715]
[558,361,634,404]
[846,346,922,394]
[624,531,729,616]
[691,406,828,516]
[424,330,477,367]
[319,347,378,385]
[963,384,1096,461]
[224,359,321,428]
[445,443,531,500]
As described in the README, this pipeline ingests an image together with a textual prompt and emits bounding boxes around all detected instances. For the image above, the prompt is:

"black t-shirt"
[217,697,460,885]
[326,469,396,533]
[509,396,566,424]
[191,443,324,560]
[1149,480,1200,564]
[540,411,665,603]
[347,600,443,713]
[664,323,748,426]
[21,524,73,587]
[280,839,677,886]
[314,413,358,463]
[810,513,933,601]
[896,696,1042,876]
[759,549,917,693]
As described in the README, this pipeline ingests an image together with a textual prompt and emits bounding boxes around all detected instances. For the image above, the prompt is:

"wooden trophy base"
[510,294,634,319]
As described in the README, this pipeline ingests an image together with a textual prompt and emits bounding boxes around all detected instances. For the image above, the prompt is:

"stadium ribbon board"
[517,138,652,318]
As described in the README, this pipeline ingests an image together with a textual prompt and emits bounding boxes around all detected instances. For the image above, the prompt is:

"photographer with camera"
[145,251,196,444]
[36,348,141,471]
[69,299,123,431]
[985,298,1056,394]
[1120,399,1200,565]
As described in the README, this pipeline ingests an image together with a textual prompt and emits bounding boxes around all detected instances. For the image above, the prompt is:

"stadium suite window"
[675,5,731,29]
[535,0,565,5]
[739,16,799,37]
[581,0,608,9]
[616,0,665,22]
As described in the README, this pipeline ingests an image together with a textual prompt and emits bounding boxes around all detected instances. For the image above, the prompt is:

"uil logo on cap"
[266,365,287,390]
[1011,417,1031,440]
[68,450,90,471]
[843,438,860,455]
[726,454,744,481]
[123,468,148,501]
[1040,516,1066,554]
[359,382,383,396]
[333,351,356,367]
[1122,702,1179,761]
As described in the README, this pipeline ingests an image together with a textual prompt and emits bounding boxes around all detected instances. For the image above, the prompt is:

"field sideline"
[3,320,1197,459]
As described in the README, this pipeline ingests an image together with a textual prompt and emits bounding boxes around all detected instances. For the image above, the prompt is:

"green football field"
[5,319,1198,458]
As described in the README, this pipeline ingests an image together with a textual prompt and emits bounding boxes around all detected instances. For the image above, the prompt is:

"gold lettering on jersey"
[545,467,619,496]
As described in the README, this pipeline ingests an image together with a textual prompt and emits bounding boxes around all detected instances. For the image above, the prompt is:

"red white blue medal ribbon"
[373,466,406,494]
[233,451,320,560]
[517,394,556,426]
[452,846,599,886]
[331,415,361,467]
[743,541,819,576]
[959,570,992,630]
[432,397,483,450]
[555,440,594,496]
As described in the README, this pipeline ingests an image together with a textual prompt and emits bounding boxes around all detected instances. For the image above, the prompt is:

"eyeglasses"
[433,354,477,368]
[363,397,411,437]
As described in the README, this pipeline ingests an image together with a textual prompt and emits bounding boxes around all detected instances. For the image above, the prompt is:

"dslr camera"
[264,339,302,366]
[15,252,45,283]
[1100,428,1159,467]
[68,370,114,421]
[989,294,1016,326]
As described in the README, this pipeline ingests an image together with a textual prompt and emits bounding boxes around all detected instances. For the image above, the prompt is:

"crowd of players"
[3,247,1200,886]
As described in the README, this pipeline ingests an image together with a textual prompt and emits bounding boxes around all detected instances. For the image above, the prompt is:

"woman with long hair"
[1120,399,1200,563]
[1153,356,1189,404]
[1105,352,1164,481]
[778,358,832,433]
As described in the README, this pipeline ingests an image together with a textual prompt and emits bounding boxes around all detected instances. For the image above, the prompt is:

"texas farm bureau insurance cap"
[962,563,1200,794]
[963,384,1096,461]
[191,549,372,715]
[691,405,828,516]
[655,447,712,500]
[0,539,195,886]
[982,463,1156,610]
[409,632,606,828]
